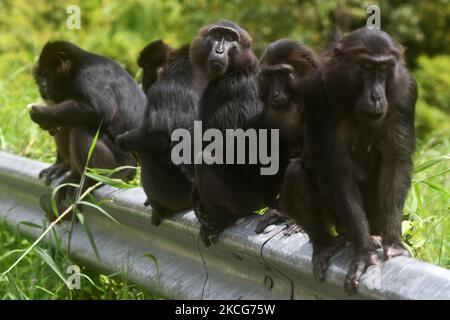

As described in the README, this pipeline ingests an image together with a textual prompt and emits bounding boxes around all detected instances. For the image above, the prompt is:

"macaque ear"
[57,51,71,75]
[138,40,171,69]
[58,50,69,63]
[332,42,343,56]
[300,54,315,68]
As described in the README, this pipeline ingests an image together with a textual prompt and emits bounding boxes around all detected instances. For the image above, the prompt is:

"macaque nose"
[215,39,225,55]
[370,92,381,103]
[273,91,280,98]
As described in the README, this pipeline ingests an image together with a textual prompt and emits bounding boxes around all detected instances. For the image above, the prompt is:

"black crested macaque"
[116,43,198,226]
[280,28,417,294]
[191,20,283,246]
[29,41,146,217]
[137,39,172,92]
[255,39,319,234]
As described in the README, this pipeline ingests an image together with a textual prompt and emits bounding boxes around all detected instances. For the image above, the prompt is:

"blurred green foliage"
[415,55,450,114]
[413,55,450,137]
[1,0,449,71]
[1,0,449,139]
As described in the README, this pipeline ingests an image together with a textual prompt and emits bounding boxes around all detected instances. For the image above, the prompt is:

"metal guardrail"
[0,150,449,299]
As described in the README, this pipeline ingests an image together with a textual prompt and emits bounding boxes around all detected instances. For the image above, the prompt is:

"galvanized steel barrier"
[0,150,449,299]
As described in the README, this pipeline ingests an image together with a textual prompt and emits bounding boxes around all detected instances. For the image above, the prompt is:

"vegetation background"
[0,0,448,299]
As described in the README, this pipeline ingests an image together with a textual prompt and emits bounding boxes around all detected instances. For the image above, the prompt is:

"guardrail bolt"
[264,275,273,290]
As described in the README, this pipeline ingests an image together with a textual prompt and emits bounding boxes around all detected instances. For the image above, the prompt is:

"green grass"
[404,132,450,267]
[0,220,157,299]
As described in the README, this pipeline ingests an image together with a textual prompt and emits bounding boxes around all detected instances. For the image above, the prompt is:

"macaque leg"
[194,164,258,247]
[280,159,344,282]
[69,126,136,187]
[332,173,379,295]
[29,100,100,130]
[41,126,136,221]
[377,158,412,259]
[39,127,71,185]
[116,129,169,154]
[116,129,147,152]
[140,153,192,226]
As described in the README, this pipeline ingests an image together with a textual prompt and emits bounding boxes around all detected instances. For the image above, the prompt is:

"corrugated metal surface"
[0,150,449,299]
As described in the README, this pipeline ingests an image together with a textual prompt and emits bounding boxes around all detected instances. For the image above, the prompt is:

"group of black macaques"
[29,19,417,294]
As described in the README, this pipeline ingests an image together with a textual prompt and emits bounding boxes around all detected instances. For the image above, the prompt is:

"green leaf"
[414,155,450,173]
[87,122,102,164]
[85,172,136,189]
[421,168,450,181]
[420,180,450,196]
[50,182,79,217]
[143,253,160,280]
[18,221,43,229]
[0,249,26,262]
[78,200,119,224]
[33,247,67,284]
[78,273,104,292]
[31,285,57,297]
[76,212,100,261]
[254,207,268,215]
[87,166,138,175]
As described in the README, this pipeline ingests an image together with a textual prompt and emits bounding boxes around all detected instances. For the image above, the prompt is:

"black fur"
[137,39,172,92]
[279,28,417,294]
[255,39,319,234]
[29,41,146,217]
[117,44,198,226]
[191,20,283,246]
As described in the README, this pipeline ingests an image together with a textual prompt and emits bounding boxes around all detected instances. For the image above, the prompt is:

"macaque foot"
[284,222,301,236]
[371,235,383,249]
[148,202,171,227]
[151,212,162,226]
[199,225,218,247]
[344,250,380,295]
[312,236,346,282]
[39,163,70,185]
[383,242,410,260]
[255,208,287,234]
[346,235,383,251]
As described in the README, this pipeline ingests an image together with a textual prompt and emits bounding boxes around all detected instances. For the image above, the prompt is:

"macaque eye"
[211,29,221,39]
[224,33,236,42]
[361,62,374,70]
[379,61,395,71]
